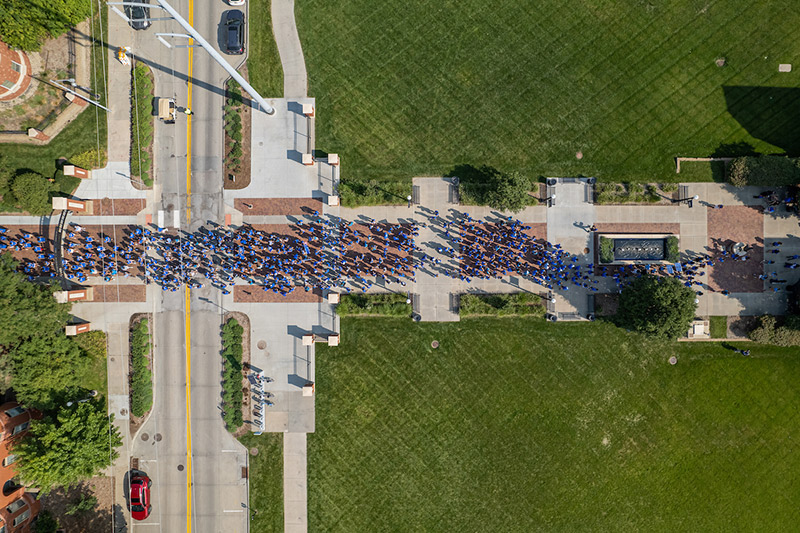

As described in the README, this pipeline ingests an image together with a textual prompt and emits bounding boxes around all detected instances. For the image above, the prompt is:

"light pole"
[66,390,98,407]
[108,0,275,114]
[546,193,556,207]
[407,195,412,208]
[673,194,699,205]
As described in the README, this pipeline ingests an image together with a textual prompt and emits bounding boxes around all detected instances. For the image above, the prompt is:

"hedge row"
[221,318,244,431]
[130,63,154,187]
[130,319,153,417]
[336,294,412,317]
[459,293,545,317]
[599,236,614,264]
[727,156,800,187]
[224,82,244,173]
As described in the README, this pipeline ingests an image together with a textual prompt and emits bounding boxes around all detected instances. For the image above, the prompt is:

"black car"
[125,0,151,30]
[223,10,244,55]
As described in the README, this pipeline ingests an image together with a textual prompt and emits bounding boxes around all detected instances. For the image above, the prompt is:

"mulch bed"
[727,315,759,340]
[90,284,146,302]
[234,285,323,303]
[129,313,153,436]
[594,293,619,316]
[89,198,146,216]
[224,65,252,190]
[706,206,763,292]
[234,197,323,216]
[226,311,254,438]
[38,477,112,533]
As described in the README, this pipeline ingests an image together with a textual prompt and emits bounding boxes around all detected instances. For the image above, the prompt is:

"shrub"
[459,293,544,317]
[665,236,680,263]
[69,149,105,170]
[33,510,58,533]
[337,294,412,316]
[230,144,243,160]
[130,319,153,417]
[230,127,243,143]
[660,182,678,193]
[12,171,53,215]
[727,156,800,187]
[749,315,800,346]
[599,236,614,263]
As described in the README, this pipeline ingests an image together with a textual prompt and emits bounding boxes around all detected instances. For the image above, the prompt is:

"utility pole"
[109,0,276,115]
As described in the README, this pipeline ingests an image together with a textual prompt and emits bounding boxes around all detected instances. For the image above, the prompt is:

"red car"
[130,474,152,520]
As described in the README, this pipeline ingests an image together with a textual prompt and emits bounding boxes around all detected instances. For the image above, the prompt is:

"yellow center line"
[185,0,194,529]
[184,285,193,533]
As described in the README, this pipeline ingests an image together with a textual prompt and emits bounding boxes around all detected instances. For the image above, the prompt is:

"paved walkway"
[284,433,308,533]
[272,0,308,98]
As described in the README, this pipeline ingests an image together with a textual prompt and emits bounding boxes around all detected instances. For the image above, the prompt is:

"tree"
[8,334,89,410]
[0,0,92,51]
[13,401,121,493]
[617,275,696,340]
[11,172,53,215]
[486,170,531,212]
[0,254,70,347]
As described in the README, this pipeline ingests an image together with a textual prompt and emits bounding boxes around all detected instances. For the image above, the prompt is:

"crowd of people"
[0,203,797,297]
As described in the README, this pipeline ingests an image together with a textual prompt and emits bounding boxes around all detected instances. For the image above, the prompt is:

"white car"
[228,0,244,5]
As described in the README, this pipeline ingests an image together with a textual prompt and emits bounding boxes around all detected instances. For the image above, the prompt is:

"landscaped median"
[221,318,244,432]
[336,293,412,317]
[130,316,153,423]
[130,62,154,187]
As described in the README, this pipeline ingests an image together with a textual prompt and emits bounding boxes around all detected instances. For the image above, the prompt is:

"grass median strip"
[336,293,411,317]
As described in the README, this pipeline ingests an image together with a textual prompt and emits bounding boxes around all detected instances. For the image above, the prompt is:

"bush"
[727,156,800,187]
[33,510,58,533]
[69,149,104,170]
[749,315,800,346]
[230,128,243,143]
[452,165,532,212]
[12,171,53,215]
[221,318,244,431]
[665,236,680,263]
[130,319,153,417]
[599,236,614,263]
[229,144,243,160]
[459,293,544,317]
[336,294,412,316]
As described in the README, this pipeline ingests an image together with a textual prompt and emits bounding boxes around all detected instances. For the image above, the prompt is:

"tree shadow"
[722,86,800,156]
[445,164,501,205]
[711,141,759,158]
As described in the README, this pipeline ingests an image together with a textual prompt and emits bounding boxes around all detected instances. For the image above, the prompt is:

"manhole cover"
[431,341,439,349]
[583,248,590,254]
[140,433,149,441]
[120,408,128,416]
[257,340,266,350]
[177,464,184,471]
[250,447,259,456]
[110,357,115,362]
[154,434,162,442]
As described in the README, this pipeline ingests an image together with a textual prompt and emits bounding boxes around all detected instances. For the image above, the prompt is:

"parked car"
[125,0,151,30]
[228,0,245,5]
[130,474,152,520]
[223,10,245,55]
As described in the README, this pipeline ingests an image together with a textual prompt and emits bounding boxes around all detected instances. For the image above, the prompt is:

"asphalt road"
[127,0,249,531]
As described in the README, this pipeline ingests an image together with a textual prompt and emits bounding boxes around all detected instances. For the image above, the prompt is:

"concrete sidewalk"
[272,0,308,98]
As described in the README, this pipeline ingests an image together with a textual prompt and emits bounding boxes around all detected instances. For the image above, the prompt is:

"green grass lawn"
[239,433,283,532]
[310,317,800,531]
[248,0,284,98]
[297,1,800,204]
[710,315,728,339]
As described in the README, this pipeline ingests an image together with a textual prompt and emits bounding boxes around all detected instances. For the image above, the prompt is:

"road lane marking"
[185,0,195,529]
